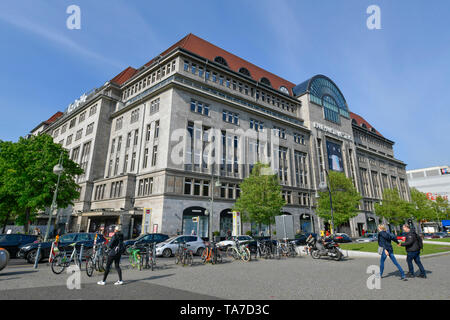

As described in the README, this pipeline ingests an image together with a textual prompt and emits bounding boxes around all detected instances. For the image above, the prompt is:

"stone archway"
[219,209,233,239]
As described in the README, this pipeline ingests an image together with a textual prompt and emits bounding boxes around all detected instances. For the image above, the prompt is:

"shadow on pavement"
[0,270,39,277]
[124,273,175,285]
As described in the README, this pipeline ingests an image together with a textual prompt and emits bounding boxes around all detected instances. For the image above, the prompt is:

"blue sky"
[0,0,448,171]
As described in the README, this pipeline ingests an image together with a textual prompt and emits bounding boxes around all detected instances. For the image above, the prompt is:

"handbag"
[377,246,383,255]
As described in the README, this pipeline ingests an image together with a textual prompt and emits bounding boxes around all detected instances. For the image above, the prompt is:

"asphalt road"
[1,253,449,300]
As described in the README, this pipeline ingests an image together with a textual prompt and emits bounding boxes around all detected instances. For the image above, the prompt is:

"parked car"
[216,235,254,249]
[396,232,408,242]
[18,233,107,264]
[155,235,205,257]
[333,233,352,243]
[423,233,440,240]
[0,234,38,258]
[123,233,169,253]
[356,233,378,243]
[433,232,449,238]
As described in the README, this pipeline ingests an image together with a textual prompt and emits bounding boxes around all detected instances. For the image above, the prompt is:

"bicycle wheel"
[51,254,67,275]
[226,247,238,260]
[201,248,209,264]
[186,251,193,266]
[241,248,251,262]
[86,257,95,277]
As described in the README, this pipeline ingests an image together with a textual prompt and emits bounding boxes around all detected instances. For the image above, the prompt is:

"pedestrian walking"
[398,224,426,278]
[377,224,406,280]
[98,225,124,286]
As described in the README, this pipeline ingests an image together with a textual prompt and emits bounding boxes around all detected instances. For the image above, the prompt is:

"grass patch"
[428,238,450,243]
[339,242,450,255]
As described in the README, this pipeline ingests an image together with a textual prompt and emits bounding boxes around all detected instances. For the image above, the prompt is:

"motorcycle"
[305,235,343,261]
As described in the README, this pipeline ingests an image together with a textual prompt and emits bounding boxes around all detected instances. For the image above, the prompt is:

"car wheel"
[162,248,172,258]
[196,247,204,257]
[26,249,43,264]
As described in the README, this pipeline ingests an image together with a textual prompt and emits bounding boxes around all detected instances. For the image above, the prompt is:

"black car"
[123,233,169,252]
[18,233,107,264]
[0,234,38,258]
[332,233,352,243]
[294,233,318,245]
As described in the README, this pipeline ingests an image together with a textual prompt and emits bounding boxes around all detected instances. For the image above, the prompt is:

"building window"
[133,130,139,146]
[66,135,73,146]
[154,120,160,138]
[69,118,76,129]
[184,178,192,195]
[116,117,123,131]
[250,119,264,132]
[151,146,158,166]
[190,99,210,116]
[294,133,305,145]
[130,109,140,124]
[75,129,83,141]
[86,122,94,135]
[146,124,151,141]
[131,152,136,171]
[79,112,86,123]
[273,126,286,139]
[89,105,97,117]
[143,148,149,169]
[150,98,160,114]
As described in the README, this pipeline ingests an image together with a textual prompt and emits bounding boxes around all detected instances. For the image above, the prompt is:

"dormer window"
[238,67,251,77]
[279,86,289,95]
[352,119,358,125]
[361,123,368,129]
[214,56,228,67]
[260,77,271,87]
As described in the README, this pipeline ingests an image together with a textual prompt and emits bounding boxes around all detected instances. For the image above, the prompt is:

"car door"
[2,235,20,256]
[170,236,186,251]
[186,236,200,252]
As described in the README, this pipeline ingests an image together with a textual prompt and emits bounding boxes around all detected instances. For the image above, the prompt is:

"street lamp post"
[317,170,343,236]
[207,164,221,242]
[43,153,64,242]
[35,153,64,269]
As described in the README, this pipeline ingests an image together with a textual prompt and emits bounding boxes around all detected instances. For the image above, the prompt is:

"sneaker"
[114,280,123,285]
[418,274,427,279]
[406,273,415,278]
[400,276,407,281]
[97,281,106,285]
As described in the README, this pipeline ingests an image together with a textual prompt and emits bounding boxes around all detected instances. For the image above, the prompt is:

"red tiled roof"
[110,66,138,85]
[110,33,296,95]
[44,111,64,125]
[350,112,384,137]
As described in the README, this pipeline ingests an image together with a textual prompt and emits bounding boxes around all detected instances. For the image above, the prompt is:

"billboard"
[326,141,344,172]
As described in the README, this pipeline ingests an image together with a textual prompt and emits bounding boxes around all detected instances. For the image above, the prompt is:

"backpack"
[416,232,423,251]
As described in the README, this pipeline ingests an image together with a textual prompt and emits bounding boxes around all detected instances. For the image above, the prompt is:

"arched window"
[279,86,289,95]
[371,128,377,133]
[260,77,271,87]
[238,67,251,77]
[361,123,368,129]
[214,56,228,67]
[352,119,358,125]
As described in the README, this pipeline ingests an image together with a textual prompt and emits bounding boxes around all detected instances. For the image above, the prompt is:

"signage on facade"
[441,168,449,175]
[313,122,353,141]
[232,212,241,236]
[143,208,151,234]
[67,93,88,114]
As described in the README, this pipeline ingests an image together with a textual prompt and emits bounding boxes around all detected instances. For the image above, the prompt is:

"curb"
[340,249,450,260]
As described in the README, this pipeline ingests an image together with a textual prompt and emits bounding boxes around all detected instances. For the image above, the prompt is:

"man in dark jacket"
[98,225,124,285]
[398,224,426,278]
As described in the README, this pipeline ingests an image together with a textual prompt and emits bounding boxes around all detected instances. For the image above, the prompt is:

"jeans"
[380,249,405,278]
[103,254,122,282]
[406,251,426,276]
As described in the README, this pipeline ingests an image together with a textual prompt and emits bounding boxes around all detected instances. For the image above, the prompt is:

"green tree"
[431,196,449,221]
[233,162,285,234]
[409,188,435,229]
[316,171,362,229]
[0,134,83,233]
[374,188,411,227]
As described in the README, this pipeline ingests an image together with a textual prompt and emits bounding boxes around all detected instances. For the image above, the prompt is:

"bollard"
[79,244,84,267]
[34,244,42,269]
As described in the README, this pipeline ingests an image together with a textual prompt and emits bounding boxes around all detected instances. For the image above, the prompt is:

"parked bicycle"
[255,239,274,259]
[86,242,107,277]
[51,243,82,274]
[141,243,157,271]
[201,241,222,264]
[175,241,193,267]
[127,242,145,270]
[226,239,251,262]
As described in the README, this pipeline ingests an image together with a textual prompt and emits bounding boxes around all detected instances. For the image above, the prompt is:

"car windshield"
[60,234,77,242]
[238,236,252,241]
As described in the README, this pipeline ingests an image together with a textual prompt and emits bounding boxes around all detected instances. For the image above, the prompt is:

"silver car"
[356,233,378,243]
[155,235,205,258]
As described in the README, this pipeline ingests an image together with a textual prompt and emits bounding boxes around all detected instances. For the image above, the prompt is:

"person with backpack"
[398,224,426,278]
[98,225,124,285]
[377,224,406,281]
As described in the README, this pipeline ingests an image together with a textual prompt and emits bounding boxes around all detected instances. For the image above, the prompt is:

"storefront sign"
[313,122,353,141]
